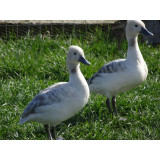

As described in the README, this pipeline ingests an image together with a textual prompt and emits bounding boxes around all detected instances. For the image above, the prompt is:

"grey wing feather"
[88,59,126,84]
[21,82,67,118]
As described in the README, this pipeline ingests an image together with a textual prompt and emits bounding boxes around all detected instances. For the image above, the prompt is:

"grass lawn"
[0,28,160,140]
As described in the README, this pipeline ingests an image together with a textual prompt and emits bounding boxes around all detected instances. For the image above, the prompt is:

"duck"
[87,20,153,116]
[19,45,90,140]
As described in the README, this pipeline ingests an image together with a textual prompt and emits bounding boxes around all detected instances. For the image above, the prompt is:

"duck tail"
[19,117,27,125]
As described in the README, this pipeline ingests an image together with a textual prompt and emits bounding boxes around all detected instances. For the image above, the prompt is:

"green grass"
[0,28,160,140]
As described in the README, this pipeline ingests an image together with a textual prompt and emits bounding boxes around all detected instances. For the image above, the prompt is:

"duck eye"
[74,52,76,55]
[135,24,138,27]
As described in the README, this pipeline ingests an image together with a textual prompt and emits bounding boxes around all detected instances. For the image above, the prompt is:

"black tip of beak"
[140,27,154,36]
[79,56,91,65]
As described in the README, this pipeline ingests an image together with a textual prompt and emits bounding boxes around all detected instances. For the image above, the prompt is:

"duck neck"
[67,63,80,74]
[67,63,85,83]
[126,35,144,62]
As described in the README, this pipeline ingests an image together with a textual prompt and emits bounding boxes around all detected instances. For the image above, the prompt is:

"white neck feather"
[126,35,144,63]
[67,63,86,85]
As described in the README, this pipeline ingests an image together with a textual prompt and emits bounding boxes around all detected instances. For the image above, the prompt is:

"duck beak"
[79,56,91,65]
[140,27,154,36]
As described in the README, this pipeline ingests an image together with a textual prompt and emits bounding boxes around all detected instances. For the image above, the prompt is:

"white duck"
[19,45,90,140]
[88,20,153,116]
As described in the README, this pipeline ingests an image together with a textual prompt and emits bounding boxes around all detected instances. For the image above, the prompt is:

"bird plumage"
[88,20,153,115]
[19,45,90,139]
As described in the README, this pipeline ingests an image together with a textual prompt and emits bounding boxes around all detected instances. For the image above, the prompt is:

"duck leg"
[51,126,65,140]
[112,96,118,116]
[50,126,56,140]
[44,124,53,140]
[106,98,112,114]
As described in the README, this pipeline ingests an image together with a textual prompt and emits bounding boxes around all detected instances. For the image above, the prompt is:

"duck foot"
[56,137,65,140]
[118,117,127,121]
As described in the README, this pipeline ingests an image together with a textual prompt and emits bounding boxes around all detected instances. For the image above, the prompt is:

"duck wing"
[88,59,126,84]
[21,82,67,119]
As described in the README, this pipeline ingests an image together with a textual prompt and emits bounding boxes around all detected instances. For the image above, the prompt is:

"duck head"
[126,20,154,37]
[67,45,90,66]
